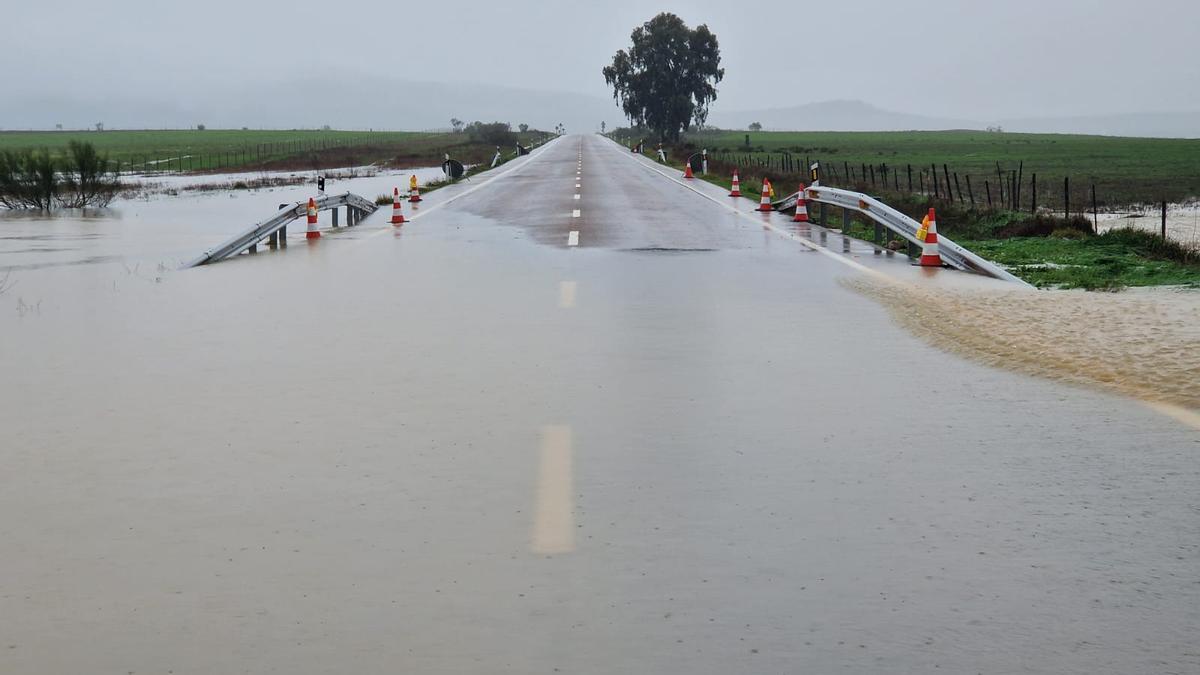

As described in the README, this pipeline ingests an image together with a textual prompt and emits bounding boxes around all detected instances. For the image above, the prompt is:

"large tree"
[602,13,724,142]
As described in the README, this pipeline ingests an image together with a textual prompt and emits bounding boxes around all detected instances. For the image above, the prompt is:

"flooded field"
[848,277,1200,412]
[1098,203,1200,246]
[0,165,445,273]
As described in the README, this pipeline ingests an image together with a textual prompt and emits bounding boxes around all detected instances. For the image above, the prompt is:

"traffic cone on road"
[757,179,773,212]
[408,175,422,203]
[305,198,320,239]
[729,170,741,197]
[683,163,695,179]
[391,187,405,225]
[792,183,809,222]
[918,208,943,266]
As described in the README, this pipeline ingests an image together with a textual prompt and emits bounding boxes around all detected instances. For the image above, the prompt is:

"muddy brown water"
[847,277,1200,412]
[1,137,1198,674]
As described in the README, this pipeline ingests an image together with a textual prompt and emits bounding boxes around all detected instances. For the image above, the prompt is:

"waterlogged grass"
[959,230,1200,290]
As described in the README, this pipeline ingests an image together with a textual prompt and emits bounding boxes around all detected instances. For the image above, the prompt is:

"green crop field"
[684,129,1200,207]
[0,129,546,173]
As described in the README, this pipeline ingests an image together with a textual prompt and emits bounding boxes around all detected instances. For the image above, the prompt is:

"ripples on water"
[846,277,1200,411]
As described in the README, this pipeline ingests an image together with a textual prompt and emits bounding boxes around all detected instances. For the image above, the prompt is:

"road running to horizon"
[1,135,1196,675]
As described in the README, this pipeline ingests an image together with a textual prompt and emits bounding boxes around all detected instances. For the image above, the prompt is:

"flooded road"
[1,135,1197,675]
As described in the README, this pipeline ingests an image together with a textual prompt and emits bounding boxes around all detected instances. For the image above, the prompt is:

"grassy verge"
[618,136,1200,290]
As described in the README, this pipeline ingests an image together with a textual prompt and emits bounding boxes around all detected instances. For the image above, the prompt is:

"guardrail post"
[268,232,278,247]
[819,202,827,227]
[332,208,339,227]
[280,225,288,246]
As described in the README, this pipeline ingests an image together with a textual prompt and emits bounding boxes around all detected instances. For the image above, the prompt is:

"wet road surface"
[1,135,1197,674]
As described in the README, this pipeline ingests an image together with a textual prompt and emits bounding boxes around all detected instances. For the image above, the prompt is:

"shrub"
[465,121,517,147]
[0,141,120,210]
[59,140,119,208]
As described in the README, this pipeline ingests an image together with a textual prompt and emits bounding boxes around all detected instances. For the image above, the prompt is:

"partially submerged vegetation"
[0,141,120,209]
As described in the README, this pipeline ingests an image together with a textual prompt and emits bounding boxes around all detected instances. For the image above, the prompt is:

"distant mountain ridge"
[707,100,978,132]
[4,83,1198,139]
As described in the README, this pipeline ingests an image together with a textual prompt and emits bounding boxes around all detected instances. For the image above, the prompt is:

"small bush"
[375,194,392,205]
[465,121,517,147]
[0,141,119,210]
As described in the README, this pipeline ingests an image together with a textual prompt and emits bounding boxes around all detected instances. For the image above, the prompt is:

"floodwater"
[1097,203,1200,246]
[1,136,1198,674]
[0,165,444,272]
[847,277,1200,411]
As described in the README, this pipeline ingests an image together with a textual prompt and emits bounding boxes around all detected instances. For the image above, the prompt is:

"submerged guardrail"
[186,192,378,268]
[775,186,1031,287]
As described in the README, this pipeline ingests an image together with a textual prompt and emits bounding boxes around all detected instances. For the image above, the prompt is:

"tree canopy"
[602,13,724,142]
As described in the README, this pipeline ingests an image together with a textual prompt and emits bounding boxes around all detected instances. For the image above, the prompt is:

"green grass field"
[0,129,546,173]
[684,129,1200,207]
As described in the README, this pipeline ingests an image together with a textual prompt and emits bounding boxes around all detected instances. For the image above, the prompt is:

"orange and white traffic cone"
[792,183,809,222]
[918,208,942,266]
[756,179,773,212]
[391,187,405,225]
[408,175,422,203]
[683,163,695,179]
[729,170,741,197]
[305,198,320,239]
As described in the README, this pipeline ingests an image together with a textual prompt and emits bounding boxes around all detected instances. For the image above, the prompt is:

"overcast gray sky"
[5,0,1199,125]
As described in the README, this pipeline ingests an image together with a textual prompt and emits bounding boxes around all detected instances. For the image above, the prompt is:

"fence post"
[985,180,992,209]
[966,175,975,207]
[932,164,940,199]
[1031,174,1037,214]
[1162,201,1167,239]
[953,172,963,202]
[1091,184,1098,233]
[907,164,913,192]
[1016,161,1024,210]
[1064,176,1070,219]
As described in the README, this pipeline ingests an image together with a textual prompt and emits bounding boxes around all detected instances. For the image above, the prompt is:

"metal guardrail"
[775,186,1031,287]
[186,192,378,268]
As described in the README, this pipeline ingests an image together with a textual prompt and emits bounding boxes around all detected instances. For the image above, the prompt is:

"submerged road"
[1,135,1197,674]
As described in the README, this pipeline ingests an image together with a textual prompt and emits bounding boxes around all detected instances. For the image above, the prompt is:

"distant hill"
[707,100,979,132]
[998,112,1200,139]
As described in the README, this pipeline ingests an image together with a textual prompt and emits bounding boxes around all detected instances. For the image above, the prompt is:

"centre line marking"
[572,209,581,218]
[532,425,575,555]
[567,230,579,246]
[573,194,580,200]
[559,280,577,308]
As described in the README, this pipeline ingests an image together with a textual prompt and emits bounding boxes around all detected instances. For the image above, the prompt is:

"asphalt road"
[0,135,1196,675]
